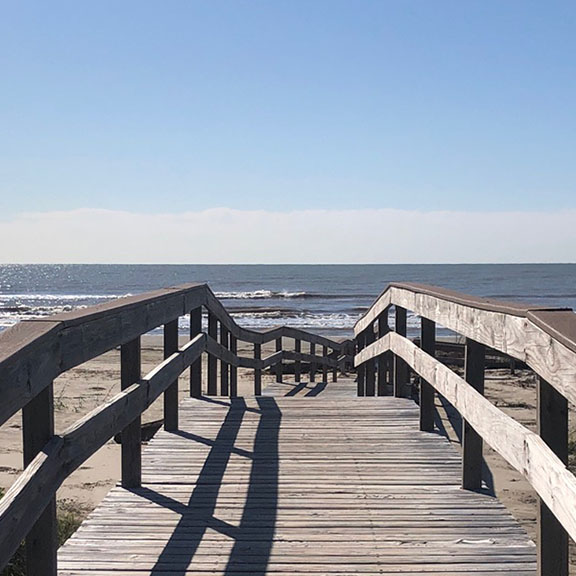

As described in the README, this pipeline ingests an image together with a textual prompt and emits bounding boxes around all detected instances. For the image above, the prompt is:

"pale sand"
[0,336,572,553]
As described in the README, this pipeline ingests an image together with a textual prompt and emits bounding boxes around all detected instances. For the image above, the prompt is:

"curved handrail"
[0,283,351,427]
[0,284,352,573]
[355,281,576,405]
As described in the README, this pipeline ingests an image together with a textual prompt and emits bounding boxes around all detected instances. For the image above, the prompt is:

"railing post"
[230,335,238,397]
[365,326,376,396]
[275,337,283,383]
[462,338,485,490]
[357,331,366,396]
[189,307,202,397]
[393,306,408,397]
[120,336,141,488]
[254,342,262,395]
[377,310,389,396]
[420,318,435,432]
[332,346,338,383]
[22,384,57,576]
[163,319,179,431]
[537,377,568,576]
[310,342,316,383]
[220,325,230,396]
[207,311,218,395]
[295,339,301,383]
[322,345,328,384]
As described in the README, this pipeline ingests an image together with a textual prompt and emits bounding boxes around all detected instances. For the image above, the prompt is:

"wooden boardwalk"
[57,379,536,575]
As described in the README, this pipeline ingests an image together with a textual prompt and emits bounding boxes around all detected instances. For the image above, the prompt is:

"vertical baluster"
[419,318,435,432]
[357,331,366,396]
[163,319,179,431]
[462,338,485,490]
[332,346,338,383]
[220,325,230,396]
[537,377,568,576]
[254,342,262,395]
[120,337,142,488]
[189,307,202,397]
[275,337,283,383]
[365,326,376,396]
[207,311,218,395]
[377,310,389,396]
[22,384,57,576]
[393,306,408,397]
[310,342,316,383]
[230,335,238,397]
[322,345,328,384]
[295,339,301,383]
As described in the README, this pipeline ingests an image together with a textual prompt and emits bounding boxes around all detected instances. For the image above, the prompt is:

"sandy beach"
[0,335,571,559]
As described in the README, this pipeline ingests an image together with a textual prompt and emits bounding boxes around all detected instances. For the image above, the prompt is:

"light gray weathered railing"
[354,282,576,576]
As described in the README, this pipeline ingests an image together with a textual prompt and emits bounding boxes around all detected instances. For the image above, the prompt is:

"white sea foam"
[215,290,307,299]
[0,293,131,302]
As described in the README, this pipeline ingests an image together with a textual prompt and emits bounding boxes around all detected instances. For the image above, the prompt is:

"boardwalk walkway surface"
[58,378,536,575]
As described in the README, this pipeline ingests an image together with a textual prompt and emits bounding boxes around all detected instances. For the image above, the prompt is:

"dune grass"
[0,488,86,576]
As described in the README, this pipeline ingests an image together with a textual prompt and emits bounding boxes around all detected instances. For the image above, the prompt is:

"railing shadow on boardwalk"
[136,396,281,575]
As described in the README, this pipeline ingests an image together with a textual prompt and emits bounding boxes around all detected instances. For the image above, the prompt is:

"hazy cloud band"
[1,208,575,264]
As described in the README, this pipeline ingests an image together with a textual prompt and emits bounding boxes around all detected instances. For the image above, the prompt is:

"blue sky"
[1,1,575,262]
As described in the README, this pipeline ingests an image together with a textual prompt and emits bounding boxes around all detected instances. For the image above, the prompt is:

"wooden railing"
[0,283,351,575]
[354,282,576,576]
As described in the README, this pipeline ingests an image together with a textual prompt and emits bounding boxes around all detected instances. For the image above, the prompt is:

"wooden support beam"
[310,342,316,383]
[462,338,485,491]
[322,345,328,384]
[538,377,569,576]
[365,327,376,396]
[220,325,230,397]
[189,307,202,397]
[120,337,141,488]
[229,335,238,397]
[419,318,435,432]
[377,310,389,396]
[393,306,408,397]
[357,331,366,396]
[22,384,57,576]
[332,348,338,383]
[275,337,282,383]
[207,312,218,395]
[163,319,179,431]
[294,339,301,383]
[254,342,262,395]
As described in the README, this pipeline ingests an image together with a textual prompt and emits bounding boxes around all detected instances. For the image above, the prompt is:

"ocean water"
[0,264,575,338]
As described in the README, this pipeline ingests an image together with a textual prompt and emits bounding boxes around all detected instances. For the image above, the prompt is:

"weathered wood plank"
[358,284,576,406]
[254,343,262,395]
[207,312,218,396]
[120,337,142,488]
[537,377,568,576]
[294,339,301,383]
[22,383,57,576]
[189,307,202,398]
[220,325,230,397]
[163,319,179,432]
[276,338,283,383]
[56,394,535,575]
[419,318,435,432]
[462,338,485,491]
[393,306,408,397]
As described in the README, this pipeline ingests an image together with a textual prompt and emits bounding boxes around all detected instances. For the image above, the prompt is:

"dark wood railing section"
[354,282,576,576]
[0,283,350,575]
